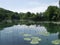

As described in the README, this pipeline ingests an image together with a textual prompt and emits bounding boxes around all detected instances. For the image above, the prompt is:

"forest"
[0,6,60,22]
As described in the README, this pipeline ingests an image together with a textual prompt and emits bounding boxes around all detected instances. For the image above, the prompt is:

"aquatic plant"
[23,34,32,37]
[22,33,42,44]
[24,38,31,41]
[52,40,60,45]
[30,37,42,44]
[30,39,39,44]
[31,37,42,41]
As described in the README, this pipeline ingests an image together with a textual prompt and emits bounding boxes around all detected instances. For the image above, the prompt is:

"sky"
[0,0,59,13]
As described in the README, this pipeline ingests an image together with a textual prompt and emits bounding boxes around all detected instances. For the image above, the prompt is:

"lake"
[0,22,60,45]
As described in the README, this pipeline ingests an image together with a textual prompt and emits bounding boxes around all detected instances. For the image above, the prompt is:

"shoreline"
[1,20,60,24]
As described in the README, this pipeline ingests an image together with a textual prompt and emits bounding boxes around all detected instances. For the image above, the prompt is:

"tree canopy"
[0,6,60,22]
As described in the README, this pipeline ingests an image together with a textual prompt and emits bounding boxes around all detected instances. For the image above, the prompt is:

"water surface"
[0,23,60,45]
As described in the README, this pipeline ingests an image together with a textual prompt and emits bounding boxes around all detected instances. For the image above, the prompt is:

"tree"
[11,12,20,20]
[25,12,31,19]
[44,6,59,21]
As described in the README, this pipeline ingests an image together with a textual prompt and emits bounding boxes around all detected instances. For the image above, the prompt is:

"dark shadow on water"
[0,21,60,33]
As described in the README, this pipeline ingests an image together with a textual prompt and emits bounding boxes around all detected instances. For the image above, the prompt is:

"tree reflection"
[42,23,60,39]
[43,23,60,33]
[58,33,60,39]
[0,21,60,39]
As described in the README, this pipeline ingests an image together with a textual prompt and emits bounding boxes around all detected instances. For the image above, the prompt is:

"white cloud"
[17,0,58,13]
[17,6,48,13]
[3,0,58,13]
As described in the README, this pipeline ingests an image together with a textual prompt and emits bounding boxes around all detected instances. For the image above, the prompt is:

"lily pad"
[23,34,32,37]
[30,37,42,44]
[24,38,31,41]
[31,37,42,41]
[52,40,60,45]
[30,39,39,44]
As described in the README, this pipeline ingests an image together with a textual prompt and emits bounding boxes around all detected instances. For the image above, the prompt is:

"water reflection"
[0,21,60,45]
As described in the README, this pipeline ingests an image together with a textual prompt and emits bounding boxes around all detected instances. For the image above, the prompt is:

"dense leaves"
[44,6,60,21]
[0,6,60,21]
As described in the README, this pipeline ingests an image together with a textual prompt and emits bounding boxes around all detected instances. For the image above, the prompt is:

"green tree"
[44,6,59,21]
[11,12,20,20]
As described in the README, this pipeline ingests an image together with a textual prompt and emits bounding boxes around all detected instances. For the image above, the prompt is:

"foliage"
[44,6,60,21]
[0,6,60,21]
[52,40,60,45]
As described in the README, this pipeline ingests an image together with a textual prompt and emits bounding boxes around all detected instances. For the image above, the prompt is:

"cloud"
[18,0,58,13]
[17,1,58,13]
[17,6,48,13]
[8,2,58,13]
[0,0,58,13]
